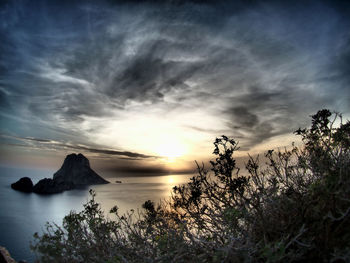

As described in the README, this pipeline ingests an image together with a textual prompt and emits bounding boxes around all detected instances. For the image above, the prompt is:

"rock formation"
[0,246,27,263]
[11,153,109,194]
[33,178,74,194]
[11,177,33,192]
[0,246,17,263]
[53,153,109,186]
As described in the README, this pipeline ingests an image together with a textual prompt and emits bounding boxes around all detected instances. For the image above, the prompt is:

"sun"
[168,176,175,184]
[155,140,187,159]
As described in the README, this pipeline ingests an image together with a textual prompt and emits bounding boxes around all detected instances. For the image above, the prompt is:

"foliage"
[32,109,350,262]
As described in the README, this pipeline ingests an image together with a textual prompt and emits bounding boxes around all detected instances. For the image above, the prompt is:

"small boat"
[115,180,122,184]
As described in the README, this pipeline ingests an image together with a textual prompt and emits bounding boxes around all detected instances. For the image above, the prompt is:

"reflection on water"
[0,165,194,262]
[94,174,193,215]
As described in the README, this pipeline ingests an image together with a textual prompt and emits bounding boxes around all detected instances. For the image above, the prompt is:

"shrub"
[32,110,350,262]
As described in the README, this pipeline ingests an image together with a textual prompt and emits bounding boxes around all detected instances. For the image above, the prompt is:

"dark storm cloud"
[0,88,11,110]
[0,0,349,150]
[105,40,200,102]
[229,107,258,129]
[222,83,336,149]
[327,37,350,109]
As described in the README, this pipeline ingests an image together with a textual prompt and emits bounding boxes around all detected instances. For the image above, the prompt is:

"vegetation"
[32,109,350,262]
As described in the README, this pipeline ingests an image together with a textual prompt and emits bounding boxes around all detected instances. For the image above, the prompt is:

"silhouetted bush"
[31,109,350,262]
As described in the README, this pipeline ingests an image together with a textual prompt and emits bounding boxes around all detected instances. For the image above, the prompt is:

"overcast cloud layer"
[0,0,349,166]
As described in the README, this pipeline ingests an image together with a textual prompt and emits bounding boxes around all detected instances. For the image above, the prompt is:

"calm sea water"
[0,165,193,262]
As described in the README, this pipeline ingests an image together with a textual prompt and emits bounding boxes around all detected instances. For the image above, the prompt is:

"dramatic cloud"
[0,134,156,159]
[0,0,349,168]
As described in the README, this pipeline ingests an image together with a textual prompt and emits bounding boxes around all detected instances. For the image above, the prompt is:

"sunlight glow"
[168,176,175,184]
[90,110,219,166]
[155,140,186,158]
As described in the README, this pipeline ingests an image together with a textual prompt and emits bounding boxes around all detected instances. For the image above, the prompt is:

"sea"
[0,165,193,262]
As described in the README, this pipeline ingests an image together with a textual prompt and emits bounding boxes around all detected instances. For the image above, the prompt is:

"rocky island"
[10,177,33,192]
[11,153,109,194]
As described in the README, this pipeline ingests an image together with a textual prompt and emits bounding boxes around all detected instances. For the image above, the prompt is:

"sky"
[0,0,349,175]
